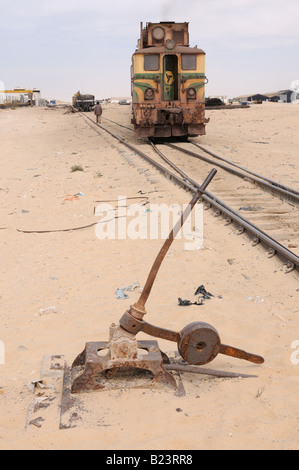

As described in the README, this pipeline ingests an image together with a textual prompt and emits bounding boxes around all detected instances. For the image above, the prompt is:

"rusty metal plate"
[70,340,178,394]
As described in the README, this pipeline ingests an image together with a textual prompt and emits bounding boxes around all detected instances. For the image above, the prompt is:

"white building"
[0,88,42,106]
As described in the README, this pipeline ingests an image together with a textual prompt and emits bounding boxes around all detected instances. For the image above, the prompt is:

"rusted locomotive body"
[72,92,95,112]
[131,22,209,138]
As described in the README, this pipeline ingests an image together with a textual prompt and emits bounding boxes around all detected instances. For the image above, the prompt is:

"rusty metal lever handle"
[133,169,217,316]
[220,344,264,364]
[119,310,180,342]
[120,311,265,366]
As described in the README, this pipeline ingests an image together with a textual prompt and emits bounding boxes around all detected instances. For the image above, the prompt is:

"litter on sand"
[238,205,263,212]
[64,192,84,202]
[26,379,55,394]
[39,306,57,316]
[178,297,204,306]
[178,285,214,306]
[194,285,214,299]
[115,281,141,300]
[115,289,129,300]
[248,296,264,303]
[64,194,80,201]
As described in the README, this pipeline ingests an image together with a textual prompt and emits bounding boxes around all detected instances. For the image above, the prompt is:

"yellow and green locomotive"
[131,21,209,139]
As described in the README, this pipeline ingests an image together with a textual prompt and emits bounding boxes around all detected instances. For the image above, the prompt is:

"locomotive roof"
[134,45,205,55]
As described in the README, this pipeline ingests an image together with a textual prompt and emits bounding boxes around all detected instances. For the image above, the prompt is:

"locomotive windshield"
[144,55,159,71]
[181,54,197,70]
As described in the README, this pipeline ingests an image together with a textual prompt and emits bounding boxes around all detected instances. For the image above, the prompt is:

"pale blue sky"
[1,0,298,101]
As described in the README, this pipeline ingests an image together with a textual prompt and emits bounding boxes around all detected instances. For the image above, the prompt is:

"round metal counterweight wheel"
[178,322,221,365]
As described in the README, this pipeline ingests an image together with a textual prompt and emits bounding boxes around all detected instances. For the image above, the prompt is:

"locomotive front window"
[181,54,196,70]
[144,55,159,71]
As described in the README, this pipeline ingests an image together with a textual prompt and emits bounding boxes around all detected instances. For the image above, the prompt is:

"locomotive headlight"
[144,87,155,100]
[187,87,196,100]
[165,39,175,50]
[152,26,165,40]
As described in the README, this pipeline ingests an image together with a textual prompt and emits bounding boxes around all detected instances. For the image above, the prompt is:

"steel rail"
[80,113,299,272]
[192,141,299,198]
[149,141,299,271]
[101,115,134,132]
[166,142,299,204]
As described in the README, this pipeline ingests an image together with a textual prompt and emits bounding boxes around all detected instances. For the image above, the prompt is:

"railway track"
[79,112,299,274]
[101,115,299,206]
[168,142,299,206]
[151,142,299,256]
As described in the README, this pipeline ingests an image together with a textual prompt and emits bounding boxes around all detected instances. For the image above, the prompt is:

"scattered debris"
[64,106,78,114]
[64,192,84,201]
[26,378,55,394]
[26,397,50,429]
[178,297,204,306]
[116,289,129,300]
[64,194,80,201]
[17,221,98,234]
[116,281,141,300]
[178,285,215,307]
[33,400,50,412]
[194,285,214,299]
[26,355,64,430]
[39,306,57,316]
[248,296,264,303]
[122,281,141,292]
[239,205,263,211]
[29,417,44,428]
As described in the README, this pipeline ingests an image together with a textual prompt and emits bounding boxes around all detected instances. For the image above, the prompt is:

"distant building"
[263,90,293,103]
[233,93,268,103]
[0,88,42,106]
[233,89,293,103]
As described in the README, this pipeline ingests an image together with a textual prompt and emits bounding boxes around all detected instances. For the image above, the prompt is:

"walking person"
[94,101,103,124]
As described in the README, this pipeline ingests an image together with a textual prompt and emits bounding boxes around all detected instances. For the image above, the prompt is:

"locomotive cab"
[131,22,209,139]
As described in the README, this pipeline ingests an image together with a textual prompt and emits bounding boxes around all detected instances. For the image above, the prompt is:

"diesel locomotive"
[72,91,95,112]
[131,22,209,139]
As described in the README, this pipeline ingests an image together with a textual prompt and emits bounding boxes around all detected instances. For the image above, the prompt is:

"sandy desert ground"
[0,102,298,450]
